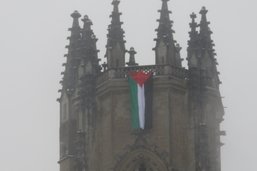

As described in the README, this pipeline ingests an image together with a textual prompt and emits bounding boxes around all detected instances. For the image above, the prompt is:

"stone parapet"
[97,64,187,85]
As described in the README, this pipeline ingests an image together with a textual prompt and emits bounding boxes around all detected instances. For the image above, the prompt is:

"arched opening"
[134,163,146,171]
[138,163,146,171]
[114,149,169,171]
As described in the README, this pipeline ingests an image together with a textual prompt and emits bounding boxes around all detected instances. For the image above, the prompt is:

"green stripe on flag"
[128,76,140,129]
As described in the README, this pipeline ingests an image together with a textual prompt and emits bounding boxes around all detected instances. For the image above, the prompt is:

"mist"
[0,0,256,170]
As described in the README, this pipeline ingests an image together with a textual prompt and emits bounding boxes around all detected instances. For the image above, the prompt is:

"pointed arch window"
[114,149,169,171]
[138,163,146,171]
[134,162,154,171]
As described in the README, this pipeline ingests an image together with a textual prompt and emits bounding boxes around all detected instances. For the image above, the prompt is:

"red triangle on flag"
[129,71,152,87]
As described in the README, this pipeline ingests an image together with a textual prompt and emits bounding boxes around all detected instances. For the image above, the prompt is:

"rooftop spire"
[156,0,175,43]
[105,0,126,69]
[61,11,82,92]
[69,10,82,45]
[81,15,93,37]
[80,15,101,75]
[154,0,182,67]
[106,0,126,48]
[81,15,97,50]
[112,0,120,13]
[188,13,199,48]
[187,13,200,69]
[199,7,214,52]
[198,7,220,87]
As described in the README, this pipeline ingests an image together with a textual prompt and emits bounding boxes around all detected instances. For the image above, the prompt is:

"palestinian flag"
[128,71,153,129]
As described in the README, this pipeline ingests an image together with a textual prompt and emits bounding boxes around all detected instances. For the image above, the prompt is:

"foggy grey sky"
[0,0,256,170]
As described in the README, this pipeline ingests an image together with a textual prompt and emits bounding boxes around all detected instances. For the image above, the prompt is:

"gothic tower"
[58,1,225,171]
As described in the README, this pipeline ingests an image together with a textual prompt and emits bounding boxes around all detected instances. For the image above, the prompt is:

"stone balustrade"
[97,65,188,84]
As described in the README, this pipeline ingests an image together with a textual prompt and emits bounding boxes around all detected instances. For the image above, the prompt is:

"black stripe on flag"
[144,73,153,129]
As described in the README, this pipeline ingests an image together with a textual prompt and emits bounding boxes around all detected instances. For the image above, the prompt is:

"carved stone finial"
[175,43,182,52]
[126,47,138,66]
[200,6,208,15]
[190,12,197,19]
[102,62,108,71]
[71,10,81,19]
[82,15,92,29]
[190,13,197,28]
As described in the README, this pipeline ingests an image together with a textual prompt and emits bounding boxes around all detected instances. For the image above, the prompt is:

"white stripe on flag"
[137,84,145,129]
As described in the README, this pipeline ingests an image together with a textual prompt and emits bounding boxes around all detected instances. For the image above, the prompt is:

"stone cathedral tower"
[58,0,225,171]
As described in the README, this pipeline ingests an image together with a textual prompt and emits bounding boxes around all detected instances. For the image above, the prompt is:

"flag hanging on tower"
[128,71,153,129]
